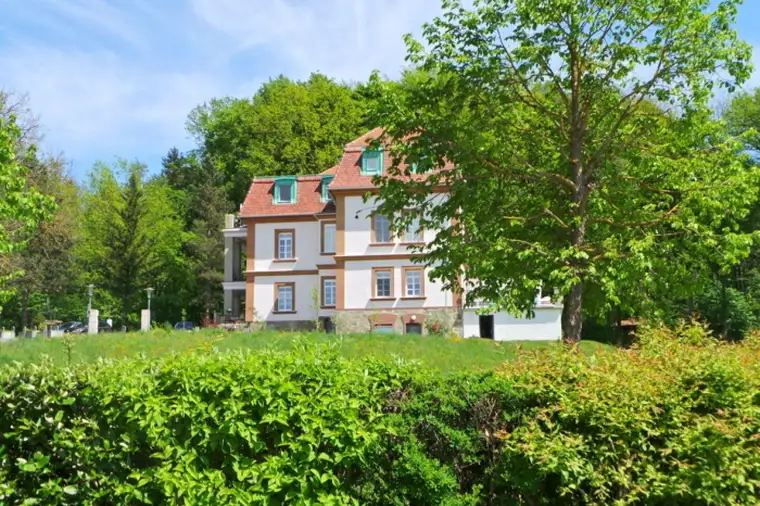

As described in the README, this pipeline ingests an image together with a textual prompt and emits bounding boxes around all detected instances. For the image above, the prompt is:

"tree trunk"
[563,36,588,345]
[720,279,729,340]
[562,282,583,343]
[562,35,591,343]
[121,296,128,330]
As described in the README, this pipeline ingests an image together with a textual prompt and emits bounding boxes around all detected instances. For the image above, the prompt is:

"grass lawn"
[0,330,613,373]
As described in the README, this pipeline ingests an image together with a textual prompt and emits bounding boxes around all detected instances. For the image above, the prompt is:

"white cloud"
[190,0,443,81]
[190,0,308,49]
[44,0,149,51]
[5,0,753,179]
[0,45,224,160]
[0,0,447,176]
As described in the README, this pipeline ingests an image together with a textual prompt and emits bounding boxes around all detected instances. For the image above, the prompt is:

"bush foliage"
[1,327,759,505]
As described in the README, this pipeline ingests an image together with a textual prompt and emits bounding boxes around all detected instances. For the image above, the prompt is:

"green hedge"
[1,328,759,505]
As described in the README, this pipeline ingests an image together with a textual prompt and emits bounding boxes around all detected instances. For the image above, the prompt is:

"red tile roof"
[239,129,452,216]
[330,128,452,190]
[345,127,384,149]
[239,175,335,217]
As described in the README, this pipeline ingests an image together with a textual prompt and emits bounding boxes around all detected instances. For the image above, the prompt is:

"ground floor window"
[321,277,336,308]
[373,268,394,298]
[403,267,424,297]
[373,324,396,334]
[275,282,295,313]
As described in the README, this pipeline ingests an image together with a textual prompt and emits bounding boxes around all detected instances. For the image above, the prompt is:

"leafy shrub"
[1,328,759,505]
[355,326,760,505]
[423,310,453,335]
[0,346,412,505]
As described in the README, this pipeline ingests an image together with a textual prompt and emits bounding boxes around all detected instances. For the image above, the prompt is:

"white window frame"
[322,278,336,308]
[405,217,423,243]
[373,215,391,244]
[405,269,423,297]
[322,222,336,254]
[276,230,294,260]
[374,269,393,298]
[276,284,294,312]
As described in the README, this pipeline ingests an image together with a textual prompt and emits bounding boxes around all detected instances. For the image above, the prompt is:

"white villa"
[222,129,562,339]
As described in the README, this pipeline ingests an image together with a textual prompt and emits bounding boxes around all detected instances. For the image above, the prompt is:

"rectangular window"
[411,155,433,174]
[275,230,295,260]
[321,277,336,308]
[273,177,297,204]
[372,214,391,244]
[404,216,423,243]
[321,222,336,254]
[405,323,422,334]
[361,149,383,176]
[373,324,396,334]
[275,283,295,313]
[321,175,335,202]
[373,268,394,298]
[403,267,424,298]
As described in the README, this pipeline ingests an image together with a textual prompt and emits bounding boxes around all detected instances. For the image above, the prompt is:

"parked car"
[70,322,113,334]
[174,321,194,331]
[60,321,83,333]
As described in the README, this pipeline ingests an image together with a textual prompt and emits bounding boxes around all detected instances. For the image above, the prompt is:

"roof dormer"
[361,147,383,176]
[273,177,297,204]
[321,175,335,202]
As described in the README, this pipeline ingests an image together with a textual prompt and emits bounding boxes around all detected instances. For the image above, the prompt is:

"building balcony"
[222,214,247,238]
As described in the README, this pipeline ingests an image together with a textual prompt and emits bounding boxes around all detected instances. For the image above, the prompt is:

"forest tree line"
[0,73,376,330]
[2,68,760,339]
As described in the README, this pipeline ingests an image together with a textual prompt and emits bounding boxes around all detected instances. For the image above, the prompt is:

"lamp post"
[87,284,94,316]
[145,287,154,312]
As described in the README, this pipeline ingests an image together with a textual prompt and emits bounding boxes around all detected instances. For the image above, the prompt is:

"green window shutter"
[273,177,297,204]
[361,148,383,176]
[321,175,335,202]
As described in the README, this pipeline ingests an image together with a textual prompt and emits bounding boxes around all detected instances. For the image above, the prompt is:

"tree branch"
[479,155,577,190]
[588,203,681,229]
[495,28,564,125]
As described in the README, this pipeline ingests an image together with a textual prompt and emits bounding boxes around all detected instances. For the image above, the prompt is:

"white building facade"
[221,129,562,339]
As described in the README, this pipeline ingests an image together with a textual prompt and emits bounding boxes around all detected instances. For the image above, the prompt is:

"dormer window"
[411,155,433,174]
[274,177,297,204]
[321,175,335,202]
[361,148,383,176]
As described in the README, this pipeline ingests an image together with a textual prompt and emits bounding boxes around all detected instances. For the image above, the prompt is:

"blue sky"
[1,0,759,181]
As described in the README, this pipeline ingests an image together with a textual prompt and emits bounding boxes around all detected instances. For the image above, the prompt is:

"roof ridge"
[344,127,384,148]
[253,173,332,181]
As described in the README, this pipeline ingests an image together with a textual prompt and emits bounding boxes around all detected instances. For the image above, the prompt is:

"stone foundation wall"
[264,320,315,332]
[253,310,462,335]
[332,309,460,336]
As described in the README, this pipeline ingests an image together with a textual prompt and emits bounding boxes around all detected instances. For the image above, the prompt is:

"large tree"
[369,0,757,342]
[0,115,53,314]
[187,73,369,204]
[8,156,80,328]
[78,162,187,327]
[156,149,230,321]
[185,158,229,317]
[724,87,760,155]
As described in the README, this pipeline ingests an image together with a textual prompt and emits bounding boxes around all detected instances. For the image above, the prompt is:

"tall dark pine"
[187,157,230,316]
[102,172,155,326]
